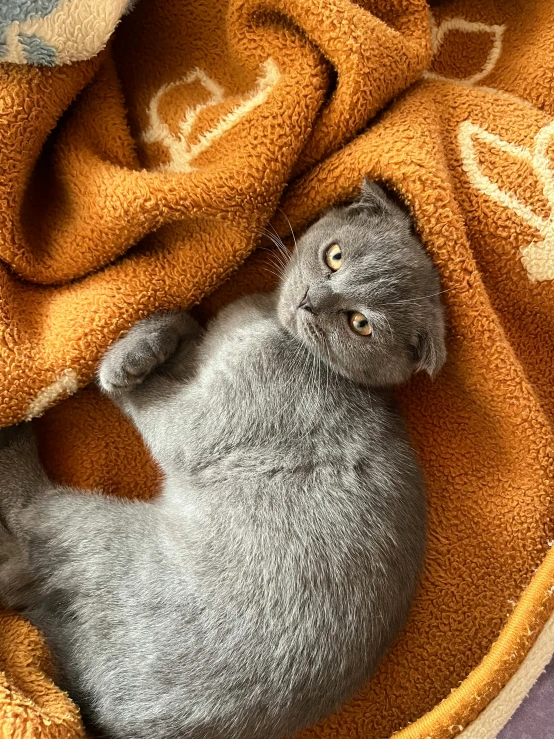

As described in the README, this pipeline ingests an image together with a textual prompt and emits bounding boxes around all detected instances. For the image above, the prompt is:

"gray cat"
[0,181,445,739]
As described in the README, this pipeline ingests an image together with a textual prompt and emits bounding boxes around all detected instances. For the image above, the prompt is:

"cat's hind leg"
[0,425,48,610]
[0,522,35,610]
[0,424,50,535]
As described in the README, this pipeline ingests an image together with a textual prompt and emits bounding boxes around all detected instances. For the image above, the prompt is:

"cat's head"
[277,180,446,387]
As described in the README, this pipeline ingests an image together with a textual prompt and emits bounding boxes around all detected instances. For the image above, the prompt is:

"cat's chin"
[283,315,329,370]
[276,306,317,357]
[278,313,303,345]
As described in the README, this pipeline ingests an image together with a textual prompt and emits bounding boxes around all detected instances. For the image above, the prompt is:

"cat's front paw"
[98,311,199,395]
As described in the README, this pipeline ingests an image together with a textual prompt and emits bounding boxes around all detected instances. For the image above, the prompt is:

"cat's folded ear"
[347,179,391,218]
[412,323,447,379]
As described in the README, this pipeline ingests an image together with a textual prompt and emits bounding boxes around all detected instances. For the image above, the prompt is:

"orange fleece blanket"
[1,0,554,737]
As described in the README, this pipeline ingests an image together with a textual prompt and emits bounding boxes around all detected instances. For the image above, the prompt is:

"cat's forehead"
[305,208,405,249]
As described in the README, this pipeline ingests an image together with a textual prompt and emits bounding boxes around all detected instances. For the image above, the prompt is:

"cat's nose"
[298,289,315,314]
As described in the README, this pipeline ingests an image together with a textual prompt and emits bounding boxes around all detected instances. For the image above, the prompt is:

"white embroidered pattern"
[459,120,554,281]
[141,59,280,173]
[24,368,79,420]
[424,15,506,86]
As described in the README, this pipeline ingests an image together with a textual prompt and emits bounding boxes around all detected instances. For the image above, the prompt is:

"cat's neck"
[262,317,357,418]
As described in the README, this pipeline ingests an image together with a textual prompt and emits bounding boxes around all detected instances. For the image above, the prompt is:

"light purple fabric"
[498,655,554,738]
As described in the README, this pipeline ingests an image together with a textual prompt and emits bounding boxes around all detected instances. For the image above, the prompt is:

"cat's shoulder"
[215,293,276,323]
[206,293,279,344]
[198,293,284,369]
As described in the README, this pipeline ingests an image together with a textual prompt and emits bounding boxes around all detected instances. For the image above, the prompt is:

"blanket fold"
[1,1,554,738]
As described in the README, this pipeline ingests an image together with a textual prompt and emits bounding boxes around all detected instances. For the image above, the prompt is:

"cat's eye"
[325,244,342,271]
[349,312,372,336]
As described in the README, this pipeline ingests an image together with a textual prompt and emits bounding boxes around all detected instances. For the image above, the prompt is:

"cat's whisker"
[258,246,287,268]
[276,208,298,253]
[279,342,308,421]
[256,223,291,255]
[379,313,394,342]
[322,341,332,413]
[258,234,288,256]
[255,221,300,277]
[264,228,288,256]
[258,256,286,276]
[278,213,302,270]
[259,225,291,255]
[257,247,289,279]
[260,267,284,281]
[260,224,294,268]
[268,256,288,277]
[260,233,288,257]
[378,287,455,306]
[301,353,320,439]
[292,324,329,440]
[275,330,310,425]
[292,341,316,436]
[260,243,290,274]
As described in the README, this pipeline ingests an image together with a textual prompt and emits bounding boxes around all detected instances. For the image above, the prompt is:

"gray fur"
[0,182,445,739]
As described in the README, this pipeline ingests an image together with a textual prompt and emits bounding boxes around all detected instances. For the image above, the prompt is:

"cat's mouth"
[277,282,318,338]
[301,320,322,344]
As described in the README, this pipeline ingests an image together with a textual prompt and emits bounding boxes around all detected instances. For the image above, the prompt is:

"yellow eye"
[325,244,342,271]
[349,312,372,336]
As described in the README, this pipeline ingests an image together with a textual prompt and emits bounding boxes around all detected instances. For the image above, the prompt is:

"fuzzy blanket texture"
[1,0,554,737]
